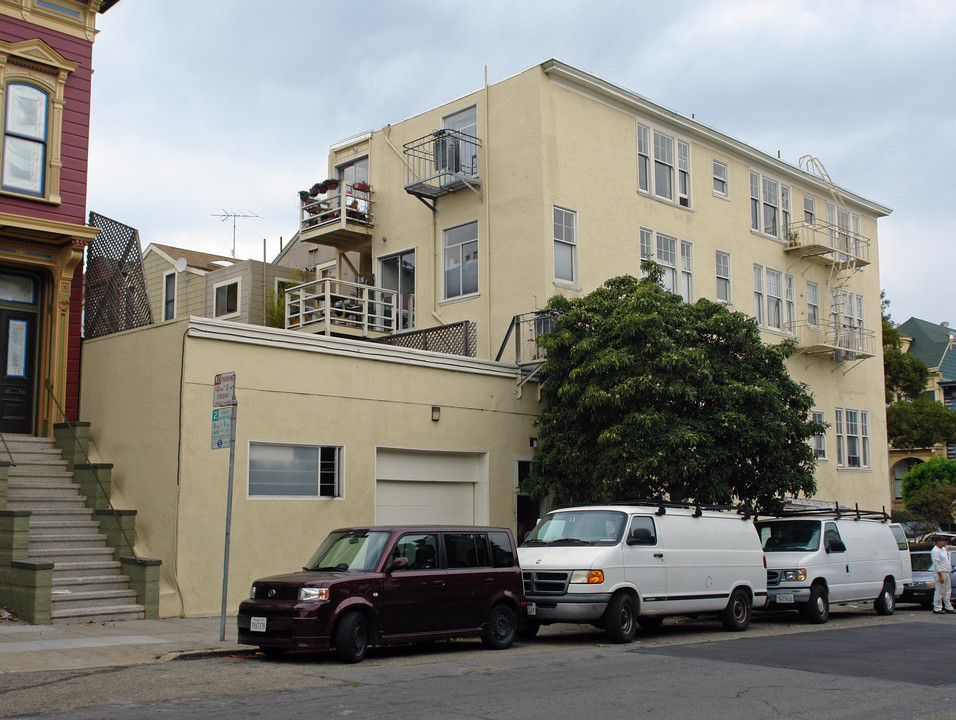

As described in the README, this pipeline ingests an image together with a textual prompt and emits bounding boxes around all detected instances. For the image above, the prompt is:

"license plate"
[776,593,795,604]
[250,616,267,632]
[527,602,536,616]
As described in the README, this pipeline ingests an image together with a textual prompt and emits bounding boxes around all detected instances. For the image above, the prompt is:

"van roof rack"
[759,503,890,522]
[562,499,756,519]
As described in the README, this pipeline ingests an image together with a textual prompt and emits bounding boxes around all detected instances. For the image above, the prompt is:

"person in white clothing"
[931,536,955,614]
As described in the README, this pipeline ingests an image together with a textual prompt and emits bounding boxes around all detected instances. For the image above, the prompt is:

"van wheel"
[719,588,752,631]
[636,615,663,630]
[874,582,896,616]
[605,594,638,643]
[801,585,829,624]
[334,610,368,663]
[482,604,517,649]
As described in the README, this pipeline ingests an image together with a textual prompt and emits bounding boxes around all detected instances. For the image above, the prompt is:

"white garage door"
[376,449,482,525]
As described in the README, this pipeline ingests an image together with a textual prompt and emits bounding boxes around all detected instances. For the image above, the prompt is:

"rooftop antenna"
[211,209,260,258]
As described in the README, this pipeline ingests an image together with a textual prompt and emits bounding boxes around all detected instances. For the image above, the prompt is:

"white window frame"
[750,170,790,240]
[162,270,176,321]
[753,264,764,326]
[213,277,241,319]
[442,106,478,177]
[807,281,820,328]
[712,159,728,198]
[637,122,691,208]
[812,411,827,460]
[656,234,678,294]
[715,251,731,303]
[553,206,578,285]
[248,441,343,498]
[804,195,816,226]
[639,227,653,277]
[785,273,795,333]
[442,220,479,301]
[835,408,869,469]
[679,240,693,302]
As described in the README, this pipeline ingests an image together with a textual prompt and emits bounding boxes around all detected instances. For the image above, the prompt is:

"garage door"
[376,449,482,525]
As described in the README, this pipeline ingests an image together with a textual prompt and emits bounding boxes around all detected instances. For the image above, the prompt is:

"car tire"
[719,588,752,631]
[334,610,368,664]
[518,620,541,639]
[874,581,896,616]
[482,604,517,650]
[604,593,638,643]
[800,584,830,624]
[636,615,664,630]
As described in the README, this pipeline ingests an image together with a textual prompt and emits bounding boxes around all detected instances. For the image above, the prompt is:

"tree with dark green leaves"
[900,482,956,534]
[525,268,823,513]
[901,456,956,504]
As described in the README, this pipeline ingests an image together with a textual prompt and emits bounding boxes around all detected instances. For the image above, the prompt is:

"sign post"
[213,373,237,641]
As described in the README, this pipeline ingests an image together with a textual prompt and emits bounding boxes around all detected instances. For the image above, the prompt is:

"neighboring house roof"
[898,317,956,381]
[145,243,237,272]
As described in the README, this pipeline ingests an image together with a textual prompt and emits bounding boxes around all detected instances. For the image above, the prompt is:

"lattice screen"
[376,320,476,357]
[85,212,153,338]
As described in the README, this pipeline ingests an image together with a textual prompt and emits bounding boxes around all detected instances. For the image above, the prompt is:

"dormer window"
[2,83,49,196]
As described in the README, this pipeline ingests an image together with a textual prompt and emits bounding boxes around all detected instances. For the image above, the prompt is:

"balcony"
[285,278,411,338]
[297,181,374,250]
[783,221,871,268]
[403,129,481,209]
[790,319,876,360]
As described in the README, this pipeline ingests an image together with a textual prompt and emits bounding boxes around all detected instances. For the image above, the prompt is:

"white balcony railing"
[285,278,408,337]
[784,221,871,267]
[297,181,373,239]
[789,319,876,359]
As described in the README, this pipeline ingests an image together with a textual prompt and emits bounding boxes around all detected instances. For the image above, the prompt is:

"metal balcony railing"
[403,129,481,203]
[789,319,876,360]
[784,221,871,267]
[297,181,373,244]
[285,278,403,337]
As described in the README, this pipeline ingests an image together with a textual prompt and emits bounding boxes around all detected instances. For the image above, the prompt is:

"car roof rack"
[758,503,890,522]
[560,499,756,519]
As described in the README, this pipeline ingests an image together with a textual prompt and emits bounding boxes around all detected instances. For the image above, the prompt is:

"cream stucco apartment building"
[78,59,891,617]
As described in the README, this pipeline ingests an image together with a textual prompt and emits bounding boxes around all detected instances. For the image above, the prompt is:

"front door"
[379,250,415,330]
[0,305,37,434]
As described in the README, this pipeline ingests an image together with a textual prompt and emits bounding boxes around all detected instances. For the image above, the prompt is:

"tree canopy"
[901,456,956,504]
[525,270,822,513]
[886,397,956,451]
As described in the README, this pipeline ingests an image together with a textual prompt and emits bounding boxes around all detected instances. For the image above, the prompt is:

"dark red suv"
[237,526,525,663]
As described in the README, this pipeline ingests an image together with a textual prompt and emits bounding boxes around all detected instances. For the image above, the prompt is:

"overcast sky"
[87,0,954,326]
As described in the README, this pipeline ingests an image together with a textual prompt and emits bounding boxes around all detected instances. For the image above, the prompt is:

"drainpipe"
[483,64,492,357]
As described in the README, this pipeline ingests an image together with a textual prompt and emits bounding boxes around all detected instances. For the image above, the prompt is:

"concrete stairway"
[3,434,144,623]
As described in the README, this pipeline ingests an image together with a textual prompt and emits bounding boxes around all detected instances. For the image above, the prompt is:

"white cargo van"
[755,510,912,623]
[517,503,768,643]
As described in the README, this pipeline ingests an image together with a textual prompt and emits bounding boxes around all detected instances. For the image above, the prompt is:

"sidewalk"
[0,615,248,674]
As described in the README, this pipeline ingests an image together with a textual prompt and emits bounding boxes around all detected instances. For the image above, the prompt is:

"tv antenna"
[211,209,260,258]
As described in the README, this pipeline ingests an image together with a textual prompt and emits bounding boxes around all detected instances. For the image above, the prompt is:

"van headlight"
[781,569,807,582]
[570,570,605,584]
[299,587,330,601]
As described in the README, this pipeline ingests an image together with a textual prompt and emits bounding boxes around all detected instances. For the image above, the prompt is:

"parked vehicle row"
[900,547,956,607]
[237,505,914,663]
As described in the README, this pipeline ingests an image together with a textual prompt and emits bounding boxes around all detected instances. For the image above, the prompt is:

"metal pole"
[219,399,238,641]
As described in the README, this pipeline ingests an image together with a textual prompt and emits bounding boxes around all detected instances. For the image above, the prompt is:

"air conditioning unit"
[433,133,461,174]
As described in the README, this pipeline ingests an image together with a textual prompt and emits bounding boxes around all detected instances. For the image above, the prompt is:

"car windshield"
[756,520,821,552]
[305,530,390,572]
[522,510,626,546]
[910,552,933,572]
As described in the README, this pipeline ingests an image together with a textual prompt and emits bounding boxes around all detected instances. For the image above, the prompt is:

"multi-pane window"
[680,241,693,302]
[753,266,793,332]
[807,281,820,327]
[812,411,827,460]
[657,234,678,293]
[762,177,779,236]
[753,264,764,325]
[214,279,239,318]
[766,269,782,329]
[715,251,731,302]
[835,408,869,469]
[553,206,577,283]
[638,123,691,207]
[785,274,795,332]
[443,106,478,176]
[804,196,816,226]
[2,83,49,196]
[750,171,790,240]
[713,160,728,197]
[443,221,478,299]
[248,442,342,497]
[781,185,791,236]
[163,272,176,321]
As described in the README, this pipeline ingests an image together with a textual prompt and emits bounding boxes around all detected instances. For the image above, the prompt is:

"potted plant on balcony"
[353,181,371,193]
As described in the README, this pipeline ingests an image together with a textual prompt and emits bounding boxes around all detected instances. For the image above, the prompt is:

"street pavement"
[0,615,245,674]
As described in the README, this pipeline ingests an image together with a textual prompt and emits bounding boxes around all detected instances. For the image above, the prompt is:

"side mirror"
[387,556,409,573]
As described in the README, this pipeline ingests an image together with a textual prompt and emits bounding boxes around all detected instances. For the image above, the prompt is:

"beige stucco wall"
[80,318,539,617]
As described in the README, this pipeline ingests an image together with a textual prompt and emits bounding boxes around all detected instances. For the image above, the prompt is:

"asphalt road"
[2,605,955,720]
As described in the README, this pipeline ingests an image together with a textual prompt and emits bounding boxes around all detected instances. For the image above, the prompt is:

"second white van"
[518,503,768,643]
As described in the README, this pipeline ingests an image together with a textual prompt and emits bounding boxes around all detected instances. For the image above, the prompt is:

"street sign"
[211,406,233,450]
[213,372,236,407]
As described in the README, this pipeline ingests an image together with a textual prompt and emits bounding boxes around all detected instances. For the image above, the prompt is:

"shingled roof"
[148,244,236,273]
[898,317,956,381]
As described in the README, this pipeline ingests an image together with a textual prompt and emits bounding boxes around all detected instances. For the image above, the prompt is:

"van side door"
[822,522,851,602]
[622,515,667,614]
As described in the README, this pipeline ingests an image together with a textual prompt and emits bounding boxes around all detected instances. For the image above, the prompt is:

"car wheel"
[259,647,285,659]
[482,604,517,650]
[719,588,752,631]
[604,593,638,643]
[334,610,368,663]
[636,615,664,630]
[800,584,830,624]
[518,620,541,639]
[874,581,895,616]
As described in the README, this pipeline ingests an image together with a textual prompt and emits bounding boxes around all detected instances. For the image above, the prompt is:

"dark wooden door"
[0,309,36,434]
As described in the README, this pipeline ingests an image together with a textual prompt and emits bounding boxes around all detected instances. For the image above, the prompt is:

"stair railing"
[44,382,139,562]
[0,432,16,466]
